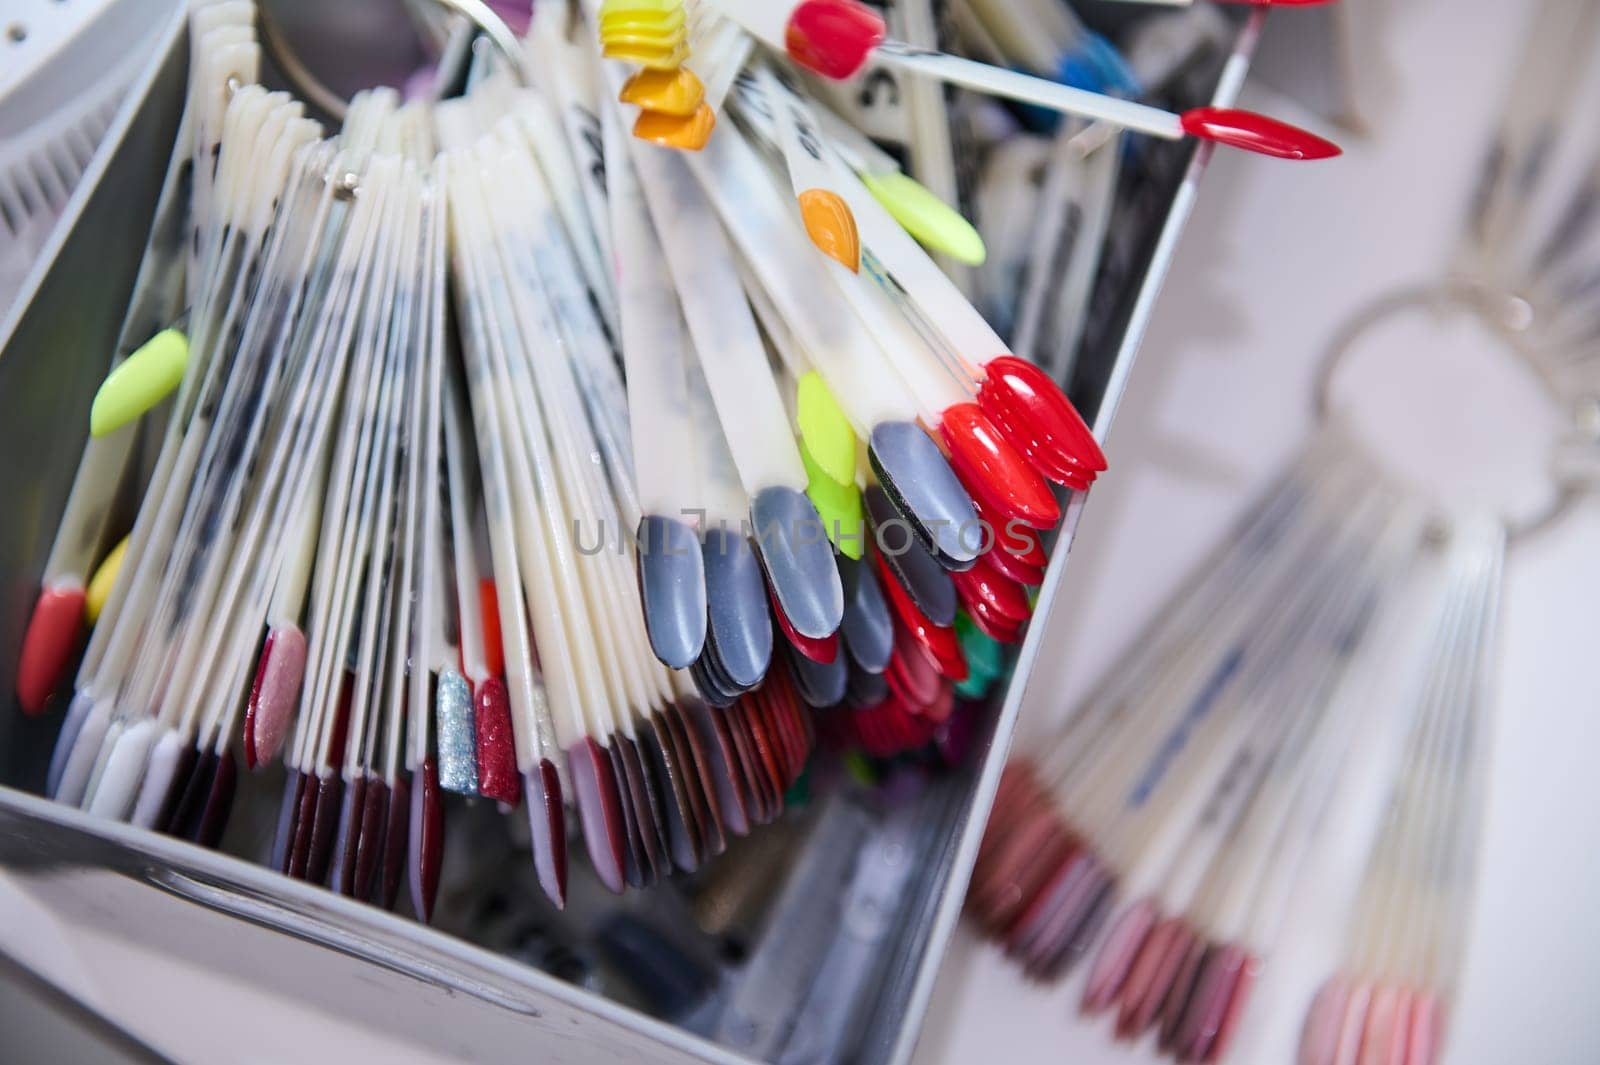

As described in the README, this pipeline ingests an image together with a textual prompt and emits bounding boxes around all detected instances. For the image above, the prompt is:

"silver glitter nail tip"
[637,515,708,669]
[749,486,845,639]
[839,555,894,674]
[436,670,479,796]
[868,421,981,569]
[864,486,957,627]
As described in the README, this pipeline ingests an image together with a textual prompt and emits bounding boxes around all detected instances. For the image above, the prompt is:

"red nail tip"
[982,538,1047,587]
[951,553,1032,626]
[16,586,86,714]
[287,767,320,878]
[649,718,706,861]
[328,671,354,769]
[473,678,521,806]
[414,758,444,922]
[940,404,1061,530]
[570,738,628,894]
[873,552,968,680]
[532,758,567,907]
[657,711,712,863]
[978,356,1106,479]
[784,0,885,79]
[1180,106,1342,160]
[381,773,409,910]
[334,773,369,895]
[478,578,504,678]
[768,583,838,663]
[971,492,1050,570]
[667,704,727,857]
[739,697,787,811]
[354,777,388,902]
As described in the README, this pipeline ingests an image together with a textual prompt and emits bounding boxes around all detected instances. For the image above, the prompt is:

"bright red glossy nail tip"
[785,0,885,80]
[1180,107,1342,160]
[16,586,85,714]
[977,356,1106,484]
[940,404,1061,530]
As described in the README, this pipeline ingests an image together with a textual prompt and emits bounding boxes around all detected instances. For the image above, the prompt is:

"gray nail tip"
[868,422,981,568]
[787,646,848,708]
[690,654,742,707]
[702,526,774,689]
[637,515,708,669]
[863,486,958,627]
[748,486,845,640]
[839,555,894,673]
[846,662,890,707]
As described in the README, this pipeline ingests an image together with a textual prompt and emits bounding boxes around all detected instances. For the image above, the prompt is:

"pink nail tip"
[246,627,306,770]
[1083,900,1158,1015]
[570,739,628,894]
[1180,107,1343,160]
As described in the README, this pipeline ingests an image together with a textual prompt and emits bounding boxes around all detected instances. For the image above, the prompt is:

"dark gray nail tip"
[787,646,848,708]
[863,486,958,626]
[702,527,774,688]
[868,422,981,568]
[846,663,890,707]
[637,515,709,669]
[748,486,845,640]
[690,657,740,708]
[839,555,894,673]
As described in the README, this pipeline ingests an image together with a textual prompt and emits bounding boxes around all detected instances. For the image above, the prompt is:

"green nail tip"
[955,612,1003,675]
[954,672,992,700]
[843,749,877,786]
[795,371,856,487]
[90,328,188,438]
[863,172,987,266]
[801,437,865,560]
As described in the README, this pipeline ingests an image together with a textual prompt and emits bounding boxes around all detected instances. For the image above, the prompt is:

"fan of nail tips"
[16,0,1139,930]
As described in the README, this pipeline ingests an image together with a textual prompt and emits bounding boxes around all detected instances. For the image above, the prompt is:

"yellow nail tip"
[633,104,716,151]
[600,24,687,50]
[600,8,686,35]
[603,41,691,69]
[85,535,129,625]
[801,444,865,559]
[90,328,188,438]
[600,0,682,16]
[862,171,986,266]
[795,372,856,487]
[797,189,861,273]
[619,68,706,117]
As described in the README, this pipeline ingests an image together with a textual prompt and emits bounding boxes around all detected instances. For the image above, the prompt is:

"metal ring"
[255,0,532,122]
[1313,277,1585,546]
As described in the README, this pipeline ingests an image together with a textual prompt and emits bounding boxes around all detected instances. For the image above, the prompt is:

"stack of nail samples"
[966,428,1518,1065]
[10,0,1336,950]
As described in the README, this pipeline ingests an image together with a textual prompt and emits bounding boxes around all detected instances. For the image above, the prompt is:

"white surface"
[913,2,1600,1064]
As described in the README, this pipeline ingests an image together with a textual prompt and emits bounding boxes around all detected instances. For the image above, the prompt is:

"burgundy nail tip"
[666,703,727,857]
[607,742,646,889]
[354,777,388,902]
[570,739,628,894]
[410,759,444,922]
[531,759,568,908]
[196,749,237,848]
[1180,106,1343,160]
[784,0,885,80]
[16,586,86,715]
[615,740,661,887]
[333,774,369,896]
[287,767,320,878]
[381,773,409,911]
[244,634,271,770]
[940,404,1061,531]
[306,774,345,885]
[474,677,521,806]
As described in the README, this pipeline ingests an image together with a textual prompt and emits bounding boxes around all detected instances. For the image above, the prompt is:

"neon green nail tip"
[801,442,865,560]
[863,172,986,266]
[795,371,856,487]
[90,329,188,438]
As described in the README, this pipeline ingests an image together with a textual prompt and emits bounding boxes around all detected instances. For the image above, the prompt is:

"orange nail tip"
[17,585,86,714]
[797,189,860,272]
[633,104,716,151]
[619,67,706,118]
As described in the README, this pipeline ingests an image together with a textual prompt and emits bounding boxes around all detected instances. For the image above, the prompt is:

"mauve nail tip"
[638,515,709,669]
[253,627,306,768]
[569,739,628,894]
[526,762,567,907]
[1084,900,1158,1015]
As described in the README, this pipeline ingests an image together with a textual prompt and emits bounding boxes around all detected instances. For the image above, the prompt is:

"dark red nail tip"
[617,738,664,884]
[667,703,727,856]
[530,758,567,907]
[306,774,345,885]
[784,0,885,80]
[473,677,521,806]
[966,597,1025,644]
[644,718,704,865]
[656,711,713,862]
[16,586,85,715]
[196,749,237,848]
[158,743,202,835]
[608,741,647,889]
[381,772,409,910]
[951,553,1032,626]
[1179,106,1342,160]
[978,356,1106,480]
[1159,936,1212,1050]
[768,583,839,663]
[287,765,320,878]
[940,404,1061,530]
[171,748,218,839]
[354,776,388,902]
[333,773,368,895]
[412,758,444,922]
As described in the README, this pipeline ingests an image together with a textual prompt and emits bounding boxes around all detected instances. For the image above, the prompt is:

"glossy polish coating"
[527,759,568,908]
[353,777,388,902]
[1180,107,1343,160]
[789,642,850,707]
[702,526,774,688]
[868,422,982,568]
[977,355,1106,482]
[637,515,709,669]
[381,773,409,911]
[951,552,1032,627]
[873,553,967,680]
[769,583,838,663]
[90,328,187,437]
[620,66,706,117]
[474,678,521,805]
[798,189,861,272]
[939,403,1060,529]
[407,759,443,922]
[16,585,85,714]
[865,485,957,626]
[784,0,885,79]
[634,104,716,151]
[305,775,345,883]
[839,555,894,673]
